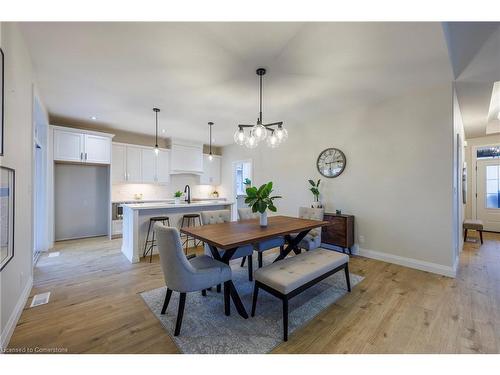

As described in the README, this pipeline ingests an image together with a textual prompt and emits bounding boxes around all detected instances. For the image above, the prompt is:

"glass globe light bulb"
[208,154,213,161]
[154,146,159,156]
[245,132,259,149]
[252,124,267,142]
[266,132,279,148]
[234,128,246,146]
[275,125,288,142]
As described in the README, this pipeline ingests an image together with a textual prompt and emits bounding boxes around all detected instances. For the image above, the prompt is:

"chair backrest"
[201,209,231,225]
[238,207,259,221]
[298,207,324,238]
[155,224,197,292]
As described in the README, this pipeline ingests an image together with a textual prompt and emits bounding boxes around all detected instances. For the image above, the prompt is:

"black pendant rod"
[208,122,213,155]
[259,73,263,123]
[153,107,160,148]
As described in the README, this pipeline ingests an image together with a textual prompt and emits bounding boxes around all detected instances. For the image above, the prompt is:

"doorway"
[476,158,500,232]
[231,159,252,220]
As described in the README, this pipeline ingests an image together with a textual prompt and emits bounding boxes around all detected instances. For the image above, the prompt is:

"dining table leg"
[273,229,311,263]
[208,245,249,319]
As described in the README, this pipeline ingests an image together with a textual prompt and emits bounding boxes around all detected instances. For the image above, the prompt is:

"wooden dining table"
[180,215,329,318]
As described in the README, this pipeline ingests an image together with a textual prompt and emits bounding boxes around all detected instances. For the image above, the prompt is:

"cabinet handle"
[85,152,88,160]
[81,152,83,160]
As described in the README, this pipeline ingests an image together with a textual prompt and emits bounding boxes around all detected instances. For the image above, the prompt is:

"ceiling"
[444,22,500,138]
[20,22,453,145]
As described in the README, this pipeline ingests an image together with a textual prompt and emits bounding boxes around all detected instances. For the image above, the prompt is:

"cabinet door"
[111,144,127,183]
[200,154,221,185]
[126,146,142,182]
[170,144,203,173]
[156,149,170,183]
[54,129,84,162]
[141,148,156,183]
[84,134,111,164]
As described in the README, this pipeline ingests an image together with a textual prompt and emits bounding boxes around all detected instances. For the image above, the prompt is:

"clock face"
[317,148,346,178]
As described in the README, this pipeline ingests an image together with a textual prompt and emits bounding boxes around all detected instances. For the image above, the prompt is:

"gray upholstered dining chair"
[201,210,254,281]
[238,207,285,268]
[155,224,234,336]
[293,207,324,251]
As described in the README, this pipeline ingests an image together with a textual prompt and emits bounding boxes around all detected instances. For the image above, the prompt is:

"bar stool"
[143,216,170,263]
[180,213,202,255]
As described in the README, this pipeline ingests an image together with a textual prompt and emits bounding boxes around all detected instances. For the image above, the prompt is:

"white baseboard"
[0,275,33,349]
[351,245,457,278]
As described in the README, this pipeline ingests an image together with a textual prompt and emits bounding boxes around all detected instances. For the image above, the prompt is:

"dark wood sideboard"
[321,213,354,254]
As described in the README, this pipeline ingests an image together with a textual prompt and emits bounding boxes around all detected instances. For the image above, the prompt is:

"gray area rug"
[140,252,363,354]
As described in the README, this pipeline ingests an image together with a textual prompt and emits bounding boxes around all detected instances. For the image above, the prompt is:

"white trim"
[352,246,457,278]
[50,124,115,138]
[0,276,33,349]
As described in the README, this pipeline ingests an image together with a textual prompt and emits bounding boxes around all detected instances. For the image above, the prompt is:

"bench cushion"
[254,249,349,295]
[463,219,484,231]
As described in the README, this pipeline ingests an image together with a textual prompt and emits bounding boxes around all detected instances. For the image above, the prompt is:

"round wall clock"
[316,148,346,178]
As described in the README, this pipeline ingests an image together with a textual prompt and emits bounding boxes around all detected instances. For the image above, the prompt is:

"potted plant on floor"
[245,181,281,227]
[309,179,322,208]
[174,190,183,204]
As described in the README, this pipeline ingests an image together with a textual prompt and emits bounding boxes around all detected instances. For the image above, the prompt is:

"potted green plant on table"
[309,179,322,208]
[245,181,281,227]
[174,190,183,204]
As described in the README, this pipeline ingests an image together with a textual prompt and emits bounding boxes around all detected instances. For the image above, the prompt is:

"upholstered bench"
[463,219,484,244]
[251,248,350,341]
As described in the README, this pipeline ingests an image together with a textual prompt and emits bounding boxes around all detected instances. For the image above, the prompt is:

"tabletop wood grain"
[180,215,329,250]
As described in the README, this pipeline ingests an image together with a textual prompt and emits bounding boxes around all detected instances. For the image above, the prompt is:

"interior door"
[476,159,500,232]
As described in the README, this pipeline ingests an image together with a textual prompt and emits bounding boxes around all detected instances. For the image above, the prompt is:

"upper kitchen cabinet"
[53,126,113,164]
[112,142,170,184]
[200,154,221,185]
[170,139,203,174]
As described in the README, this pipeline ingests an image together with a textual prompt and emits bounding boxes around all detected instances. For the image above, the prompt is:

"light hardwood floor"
[8,231,500,353]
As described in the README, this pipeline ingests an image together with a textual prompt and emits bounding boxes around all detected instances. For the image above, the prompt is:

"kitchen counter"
[121,200,231,210]
[120,200,233,263]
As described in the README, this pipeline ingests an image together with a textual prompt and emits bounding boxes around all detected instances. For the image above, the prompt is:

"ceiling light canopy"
[234,68,287,148]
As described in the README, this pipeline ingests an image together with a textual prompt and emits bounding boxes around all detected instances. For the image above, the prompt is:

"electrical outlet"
[359,235,365,244]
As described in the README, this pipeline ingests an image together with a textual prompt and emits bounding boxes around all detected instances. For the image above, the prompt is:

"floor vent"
[48,252,60,257]
[30,292,51,308]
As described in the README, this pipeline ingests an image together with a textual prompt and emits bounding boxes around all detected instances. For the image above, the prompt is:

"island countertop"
[121,200,233,210]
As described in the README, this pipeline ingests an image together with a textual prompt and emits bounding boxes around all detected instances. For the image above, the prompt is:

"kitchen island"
[121,200,233,263]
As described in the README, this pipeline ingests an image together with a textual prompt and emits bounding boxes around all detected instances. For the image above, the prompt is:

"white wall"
[452,88,466,267]
[0,23,45,347]
[220,84,455,275]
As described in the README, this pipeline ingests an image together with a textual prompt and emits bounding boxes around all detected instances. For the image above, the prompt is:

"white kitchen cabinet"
[53,127,112,164]
[141,148,157,183]
[85,134,111,164]
[126,146,142,183]
[111,144,127,183]
[200,154,221,185]
[170,141,203,174]
[156,149,170,183]
[54,129,84,162]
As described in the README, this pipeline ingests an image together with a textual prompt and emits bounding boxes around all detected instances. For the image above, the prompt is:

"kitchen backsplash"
[112,174,220,202]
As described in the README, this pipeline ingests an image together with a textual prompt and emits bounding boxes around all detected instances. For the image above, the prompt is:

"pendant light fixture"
[208,122,214,161]
[153,107,160,155]
[234,68,287,148]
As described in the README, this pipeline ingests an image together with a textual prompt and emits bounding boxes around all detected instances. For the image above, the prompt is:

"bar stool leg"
[143,220,152,258]
[150,227,155,263]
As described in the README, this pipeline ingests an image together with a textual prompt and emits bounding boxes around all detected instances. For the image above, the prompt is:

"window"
[234,161,252,196]
[486,165,500,208]
[477,146,500,159]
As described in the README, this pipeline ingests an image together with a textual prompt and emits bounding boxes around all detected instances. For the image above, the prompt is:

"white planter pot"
[174,198,181,204]
[259,211,268,227]
[311,201,322,208]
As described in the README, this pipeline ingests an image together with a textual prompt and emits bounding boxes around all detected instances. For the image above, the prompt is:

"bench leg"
[248,255,253,281]
[344,263,351,292]
[464,228,468,241]
[258,252,263,268]
[480,230,484,244]
[283,297,289,342]
[223,281,230,316]
[251,283,259,317]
